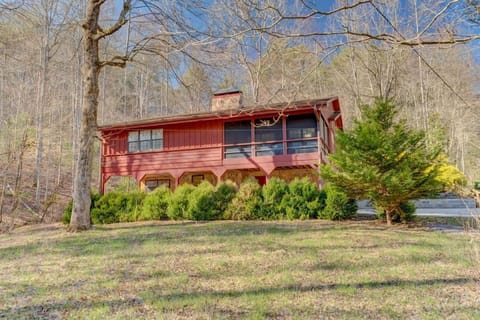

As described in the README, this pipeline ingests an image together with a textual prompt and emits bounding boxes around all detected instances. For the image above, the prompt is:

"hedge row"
[63,178,358,224]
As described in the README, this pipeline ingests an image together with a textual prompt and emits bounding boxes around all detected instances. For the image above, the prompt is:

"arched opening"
[179,171,218,186]
[270,167,318,184]
[221,169,267,186]
[140,173,175,192]
[104,176,138,193]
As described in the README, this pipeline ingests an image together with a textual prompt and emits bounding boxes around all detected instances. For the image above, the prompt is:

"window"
[192,174,204,186]
[286,114,318,154]
[144,179,170,192]
[128,129,163,153]
[255,142,283,156]
[254,118,283,156]
[224,121,252,158]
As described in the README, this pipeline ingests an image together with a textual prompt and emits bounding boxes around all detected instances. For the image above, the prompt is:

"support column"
[100,174,106,194]
[212,168,226,186]
[172,170,183,189]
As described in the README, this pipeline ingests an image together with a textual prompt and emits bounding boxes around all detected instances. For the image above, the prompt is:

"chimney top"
[213,88,242,96]
[211,89,243,112]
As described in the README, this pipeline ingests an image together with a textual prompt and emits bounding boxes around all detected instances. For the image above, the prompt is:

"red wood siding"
[103,147,223,176]
[165,121,222,150]
[99,98,342,192]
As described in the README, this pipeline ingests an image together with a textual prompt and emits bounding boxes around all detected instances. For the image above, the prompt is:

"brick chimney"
[211,89,243,112]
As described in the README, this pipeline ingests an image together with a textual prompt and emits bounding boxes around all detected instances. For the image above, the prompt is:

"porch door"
[255,176,267,186]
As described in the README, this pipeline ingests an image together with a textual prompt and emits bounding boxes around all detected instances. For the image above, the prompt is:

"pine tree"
[321,100,441,225]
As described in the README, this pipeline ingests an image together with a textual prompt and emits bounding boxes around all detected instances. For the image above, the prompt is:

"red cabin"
[98,91,343,193]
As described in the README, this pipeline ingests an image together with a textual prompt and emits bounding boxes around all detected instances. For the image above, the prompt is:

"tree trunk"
[385,210,393,226]
[34,44,48,205]
[0,152,11,224]
[69,1,101,231]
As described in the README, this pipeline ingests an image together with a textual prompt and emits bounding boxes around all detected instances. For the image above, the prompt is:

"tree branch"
[99,55,129,69]
[416,0,459,40]
[95,0,131,40]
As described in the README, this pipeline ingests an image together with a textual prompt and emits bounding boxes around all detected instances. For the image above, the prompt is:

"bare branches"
[0,0,24,11]
[416,0,459,40]
[233,0,479,47]
[95,0,131,40]
[99,55,128,68]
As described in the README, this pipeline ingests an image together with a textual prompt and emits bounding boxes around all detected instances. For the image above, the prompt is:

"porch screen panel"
[286,114,318,154]
[255,118,283,156]
[224,121,252,158]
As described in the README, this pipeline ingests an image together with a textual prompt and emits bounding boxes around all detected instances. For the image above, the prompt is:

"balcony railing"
[223,143,252,159]
[223,137,320,159]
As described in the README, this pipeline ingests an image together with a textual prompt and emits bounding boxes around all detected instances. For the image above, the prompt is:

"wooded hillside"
[0,0,478,228]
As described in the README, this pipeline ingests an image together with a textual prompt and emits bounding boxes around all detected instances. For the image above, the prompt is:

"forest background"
[0,0,478,226]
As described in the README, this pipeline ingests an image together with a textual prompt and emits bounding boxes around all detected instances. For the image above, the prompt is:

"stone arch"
[221,169,268,186]
[139,173,175,192]
[103,175,138,193]
[178,171,218,186]
[269,167,318,184]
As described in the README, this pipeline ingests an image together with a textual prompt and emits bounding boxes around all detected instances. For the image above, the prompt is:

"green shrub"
[167,184,195,220]
[62,201,73,224]
[90,191,145,224]
[139,186,171,221]
[186,181,218,220]
[321,185,357,220]
[260,178,288,219]
[376,201,416,223]
[280,178,323,220]
[213,181,237,218]
[62,193,101,224]
[225,178,262,220]
[399,201,416,222]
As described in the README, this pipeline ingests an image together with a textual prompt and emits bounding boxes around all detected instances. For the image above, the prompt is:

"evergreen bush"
[213,181,237,219]
[280,178,323,220]
[225,178,262,220]
[167,184,195,220]
[260,178,288,219]
[90,191,145,224]
[186,181,218,220]
[139,186,171,220]
[321,185,357,220]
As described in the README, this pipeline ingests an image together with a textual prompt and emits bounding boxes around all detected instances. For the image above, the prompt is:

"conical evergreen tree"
[321,100,442,225]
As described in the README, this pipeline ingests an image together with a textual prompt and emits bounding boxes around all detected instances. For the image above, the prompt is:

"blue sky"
[108,0,478,63]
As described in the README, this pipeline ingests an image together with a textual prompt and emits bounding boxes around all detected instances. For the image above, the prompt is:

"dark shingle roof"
[98,97,338,130]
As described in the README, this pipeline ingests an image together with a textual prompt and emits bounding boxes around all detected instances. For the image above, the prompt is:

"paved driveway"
[357,208,480,217]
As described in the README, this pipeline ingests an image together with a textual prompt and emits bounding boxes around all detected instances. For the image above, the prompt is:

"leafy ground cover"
[0,221,479,319]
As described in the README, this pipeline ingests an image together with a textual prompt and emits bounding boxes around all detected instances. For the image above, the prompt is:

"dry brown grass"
[0,220,479,319]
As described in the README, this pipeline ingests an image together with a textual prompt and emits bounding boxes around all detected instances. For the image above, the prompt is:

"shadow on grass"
[0,221,342,260]
[93,221,198,231]
[152,277,478,301]
[0,297,145,319]
[1,277,477,318]
[0,220,456,264]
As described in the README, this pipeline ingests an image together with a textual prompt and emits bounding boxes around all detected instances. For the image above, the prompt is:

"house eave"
[98,97,339,132]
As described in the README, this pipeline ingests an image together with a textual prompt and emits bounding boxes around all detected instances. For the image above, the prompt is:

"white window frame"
[128,129,163,153]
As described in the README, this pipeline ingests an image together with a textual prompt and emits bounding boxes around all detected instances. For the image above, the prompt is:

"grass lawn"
[0,220,479,319]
